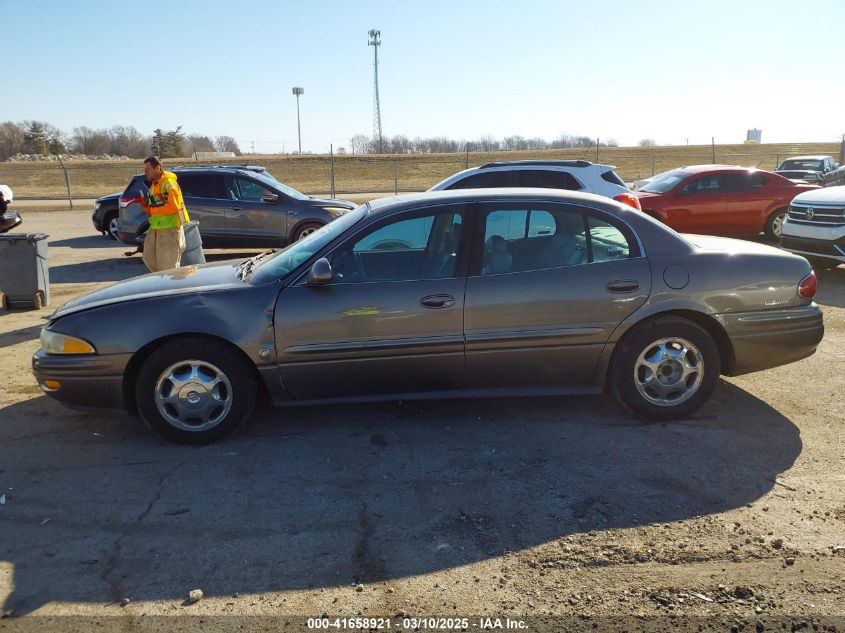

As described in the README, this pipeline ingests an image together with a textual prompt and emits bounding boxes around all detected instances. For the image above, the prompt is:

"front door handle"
[606,280,640,293]
[231,206,242,211]
[420,294,456,309]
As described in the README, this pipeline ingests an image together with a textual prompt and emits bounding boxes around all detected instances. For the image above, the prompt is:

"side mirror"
[307,257,333,285]
[262,193,280,203]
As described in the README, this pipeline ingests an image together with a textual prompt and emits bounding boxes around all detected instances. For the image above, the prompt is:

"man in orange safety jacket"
[140,156,190,272]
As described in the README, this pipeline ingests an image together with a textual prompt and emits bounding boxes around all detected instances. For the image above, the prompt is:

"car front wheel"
[291,222,323,242]
[135,338,258,444]
[611,317,720,420]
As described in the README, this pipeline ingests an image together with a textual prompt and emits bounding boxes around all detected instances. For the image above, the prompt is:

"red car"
[634,165,818,240]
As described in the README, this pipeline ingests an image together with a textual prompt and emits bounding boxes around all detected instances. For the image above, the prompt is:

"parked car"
[775,155,839,185]
[635,165,818,240]
[34,188,823,443]
[780,185,845,270]
[117,165,356,248]
[429,160,641,210]
[91,192,122,239]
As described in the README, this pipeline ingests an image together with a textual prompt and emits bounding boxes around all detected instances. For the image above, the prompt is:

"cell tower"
[368,29,383,153]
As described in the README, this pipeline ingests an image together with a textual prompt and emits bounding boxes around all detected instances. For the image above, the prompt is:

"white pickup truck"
[781,185,845,269]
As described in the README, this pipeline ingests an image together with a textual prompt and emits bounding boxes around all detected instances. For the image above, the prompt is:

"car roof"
[780,155,831,161]
[479,159,598,169]
[679,164,773,175]
[366,187,622,217]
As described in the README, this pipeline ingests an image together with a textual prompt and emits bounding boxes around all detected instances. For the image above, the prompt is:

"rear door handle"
[420,294,456,309]
[231,206,242,211]
[606,280,640,293]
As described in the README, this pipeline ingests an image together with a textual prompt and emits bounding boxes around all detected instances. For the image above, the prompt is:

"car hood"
[50,259,248,320]
[304,198,356,210]
[790,185,845,205]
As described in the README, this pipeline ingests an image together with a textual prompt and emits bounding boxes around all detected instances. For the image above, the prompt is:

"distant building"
[746,128,762,143]
[192,151,236,159]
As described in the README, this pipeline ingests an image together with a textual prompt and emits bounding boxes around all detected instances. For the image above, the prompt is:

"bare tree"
[186,134,214,153]
[214,135,241,155]
[638,138,657,147]
[350,134,370,154]
[0,122,25,160]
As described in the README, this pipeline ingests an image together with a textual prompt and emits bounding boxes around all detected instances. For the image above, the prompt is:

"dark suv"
[117,165,356,248]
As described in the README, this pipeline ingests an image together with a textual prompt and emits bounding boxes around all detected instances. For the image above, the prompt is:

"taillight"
[119,195,142,208]
[798,271,817,299]
[613,192,642,210]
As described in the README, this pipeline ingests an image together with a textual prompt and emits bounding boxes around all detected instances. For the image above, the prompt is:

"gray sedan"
[33,189,824,443]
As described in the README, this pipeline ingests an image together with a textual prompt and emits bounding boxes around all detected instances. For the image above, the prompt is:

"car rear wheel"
[611,316,720,421]
[764,208,788,241]
[104,211,120,240]
[291,222,323,242]
[135,338,257,444]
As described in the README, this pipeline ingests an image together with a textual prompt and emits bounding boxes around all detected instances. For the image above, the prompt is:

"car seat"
[483,235,512,274]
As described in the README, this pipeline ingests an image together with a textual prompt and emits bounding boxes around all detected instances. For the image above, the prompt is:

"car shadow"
[49,258,146,283]
[815,266,845,309]
[0,324,41,348]
[49,236,124,249]
[0,380,801,614]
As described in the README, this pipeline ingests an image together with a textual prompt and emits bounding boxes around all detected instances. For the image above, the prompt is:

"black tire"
[291,221,323,242]
[610,316,720,421]
[807,257,840,271]
[135,338,258,444]
[103,210,119,240]
[764,208,788,241]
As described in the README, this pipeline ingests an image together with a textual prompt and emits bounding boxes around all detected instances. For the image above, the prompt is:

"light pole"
[292,87,304,154]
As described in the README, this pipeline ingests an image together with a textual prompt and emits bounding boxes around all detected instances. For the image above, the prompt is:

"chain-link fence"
[1,142,841,202]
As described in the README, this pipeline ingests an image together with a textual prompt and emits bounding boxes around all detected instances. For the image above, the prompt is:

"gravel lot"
[1,209,843,632]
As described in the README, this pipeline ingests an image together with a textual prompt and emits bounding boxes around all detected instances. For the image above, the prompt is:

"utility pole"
[251,141,255,155]
[292,87,304,154]
[711,137,716,163]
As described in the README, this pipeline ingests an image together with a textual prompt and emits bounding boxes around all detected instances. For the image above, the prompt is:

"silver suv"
[428,160,641,210]
[117,166,356,248]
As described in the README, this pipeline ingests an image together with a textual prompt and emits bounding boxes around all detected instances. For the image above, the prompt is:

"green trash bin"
[0,233,50,310]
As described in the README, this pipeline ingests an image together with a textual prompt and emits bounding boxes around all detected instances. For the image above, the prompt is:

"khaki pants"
[143,225,185,273]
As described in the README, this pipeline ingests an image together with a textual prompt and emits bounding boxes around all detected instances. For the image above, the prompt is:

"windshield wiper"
[235,250,275,281]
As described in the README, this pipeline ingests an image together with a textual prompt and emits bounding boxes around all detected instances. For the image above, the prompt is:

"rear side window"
[446,171,510,189]
[588,215,631,262]
[600,170,626,187]
[513,170,582,190]
[729,173,766,192]
[179,173,226,199]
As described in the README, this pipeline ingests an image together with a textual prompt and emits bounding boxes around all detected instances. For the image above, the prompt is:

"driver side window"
[330,209,464,283]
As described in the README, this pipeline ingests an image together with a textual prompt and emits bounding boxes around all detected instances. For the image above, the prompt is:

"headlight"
[323,207,349,218]
[94,202,101,210]
[40,329,96,354]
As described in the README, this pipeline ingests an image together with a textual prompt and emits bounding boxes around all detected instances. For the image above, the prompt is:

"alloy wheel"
[153,360,233,432]
[633,337,704,407]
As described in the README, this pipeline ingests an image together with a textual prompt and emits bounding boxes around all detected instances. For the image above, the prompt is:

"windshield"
[639,170,690,193]
[249,205,368,284]
[252,170,310,201]
[778,159,822,171]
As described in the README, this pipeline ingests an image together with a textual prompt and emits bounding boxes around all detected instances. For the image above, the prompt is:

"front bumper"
[720,304,824,376]
[32,349,131,412]
[781,220,845,263]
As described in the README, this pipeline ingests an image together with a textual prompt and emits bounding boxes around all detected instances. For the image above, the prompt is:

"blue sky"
[3,0,844,152]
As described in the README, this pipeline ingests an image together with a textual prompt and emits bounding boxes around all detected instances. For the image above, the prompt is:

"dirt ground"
[0,208,843,632]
